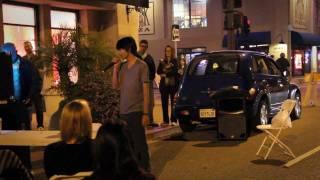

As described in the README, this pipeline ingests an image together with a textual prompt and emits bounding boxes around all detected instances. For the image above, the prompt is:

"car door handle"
[200,88,213,94]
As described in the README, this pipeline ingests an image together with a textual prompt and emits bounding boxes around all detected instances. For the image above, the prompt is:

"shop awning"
[100,0,149,7]
[291,31,320,46]
[53,0,149,9]
[222,31,271,48]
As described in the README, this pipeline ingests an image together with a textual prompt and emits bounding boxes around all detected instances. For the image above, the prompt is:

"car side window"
[264,58,281,76]
[253,56,269,74]
[190,59,208,76]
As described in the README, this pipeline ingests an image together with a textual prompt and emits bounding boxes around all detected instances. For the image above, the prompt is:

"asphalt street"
[149,106,320,180]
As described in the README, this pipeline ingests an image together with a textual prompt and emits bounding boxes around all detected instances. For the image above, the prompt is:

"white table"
[0,123,101,146]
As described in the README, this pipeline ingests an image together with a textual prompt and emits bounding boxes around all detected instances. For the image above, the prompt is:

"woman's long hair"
[164,45,175,61]
[91,120,140,180]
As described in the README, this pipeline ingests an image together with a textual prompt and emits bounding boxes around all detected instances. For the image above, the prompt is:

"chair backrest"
[280,99,296,115]
[271,99,296,128]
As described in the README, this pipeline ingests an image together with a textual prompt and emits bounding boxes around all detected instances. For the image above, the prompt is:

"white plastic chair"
[256,99,296,160]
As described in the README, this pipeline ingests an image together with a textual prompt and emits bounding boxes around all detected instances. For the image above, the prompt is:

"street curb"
[146,126,182,141]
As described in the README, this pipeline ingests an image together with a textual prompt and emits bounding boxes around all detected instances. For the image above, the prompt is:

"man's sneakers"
[171,122,178,126]
[37,126,44,131]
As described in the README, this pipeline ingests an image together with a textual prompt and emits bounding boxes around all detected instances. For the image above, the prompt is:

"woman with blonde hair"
[44,99,94,178]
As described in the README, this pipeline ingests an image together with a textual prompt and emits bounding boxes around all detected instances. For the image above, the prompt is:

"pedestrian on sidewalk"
[276,53,290,76]
[112,37,151,172]
[178,55,187,81]
[138,40,158,128]
[157,45,179,126]
[23,41,45,130]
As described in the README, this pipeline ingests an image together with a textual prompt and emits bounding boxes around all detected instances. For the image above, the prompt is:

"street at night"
[1,0,320,179]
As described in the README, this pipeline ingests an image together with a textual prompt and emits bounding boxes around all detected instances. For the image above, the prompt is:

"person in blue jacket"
[0,42,35,169]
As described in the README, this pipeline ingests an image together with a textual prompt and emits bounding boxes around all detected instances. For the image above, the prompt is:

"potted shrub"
[39,28,119,126]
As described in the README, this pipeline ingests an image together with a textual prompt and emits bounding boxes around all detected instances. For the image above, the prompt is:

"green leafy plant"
[39,28,119,122]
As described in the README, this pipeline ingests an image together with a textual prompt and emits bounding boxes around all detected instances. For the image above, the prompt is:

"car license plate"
[199,109,216,118]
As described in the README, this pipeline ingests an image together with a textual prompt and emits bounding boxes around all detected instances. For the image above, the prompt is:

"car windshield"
[188,53,240,76]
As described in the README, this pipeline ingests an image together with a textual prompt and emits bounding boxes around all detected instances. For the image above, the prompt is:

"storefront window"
[51,10,77,29]
[190,0,207,28]
[173,0,207,28]
[50,10,77,84]
[2,4,36,56]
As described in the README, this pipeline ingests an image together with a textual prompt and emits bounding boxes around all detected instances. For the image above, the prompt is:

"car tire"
[291,93,302,120]
[254,100,269,129]
[178,119,195,132]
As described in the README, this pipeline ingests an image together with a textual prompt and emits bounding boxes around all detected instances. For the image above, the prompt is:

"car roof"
[209,50,267,56]
[191,50,268,62]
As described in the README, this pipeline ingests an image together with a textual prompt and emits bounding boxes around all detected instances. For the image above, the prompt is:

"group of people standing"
[0,42,45,170]
[0,36,186,179]
[138,40,186,127]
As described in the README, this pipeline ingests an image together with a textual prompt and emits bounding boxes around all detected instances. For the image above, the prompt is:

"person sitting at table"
[85,120,155,180]
[44,99,94,178]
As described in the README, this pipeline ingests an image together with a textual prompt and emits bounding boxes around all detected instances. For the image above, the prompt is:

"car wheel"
[178,119,195,132]
[291,93,302,120]
[256,100,269,126]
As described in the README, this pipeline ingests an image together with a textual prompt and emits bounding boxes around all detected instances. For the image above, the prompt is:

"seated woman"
[86,120,155,180]
[44,99,93,178]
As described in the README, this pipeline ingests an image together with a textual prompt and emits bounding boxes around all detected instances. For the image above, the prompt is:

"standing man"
[112,37,151,171]
[0,43,34,169]
[23,41,44,130]
[276,53,290,76]
[138,40,158,127]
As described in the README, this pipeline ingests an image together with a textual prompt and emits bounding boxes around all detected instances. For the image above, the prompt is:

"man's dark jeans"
[31,94,44,127]
[120,112,151,171]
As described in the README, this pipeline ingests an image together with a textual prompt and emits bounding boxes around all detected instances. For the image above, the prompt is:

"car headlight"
[249,88,256,96]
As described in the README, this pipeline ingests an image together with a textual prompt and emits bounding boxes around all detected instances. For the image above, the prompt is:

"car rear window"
[188,54,240,76]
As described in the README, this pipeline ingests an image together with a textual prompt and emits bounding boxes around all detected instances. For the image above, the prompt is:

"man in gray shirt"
[112,37,151,171]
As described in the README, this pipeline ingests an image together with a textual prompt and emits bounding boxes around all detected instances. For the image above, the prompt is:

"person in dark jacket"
[157,45,179,126]
[23,41,45,130]
[276,53,290,75]
[86,120,155,180]
[0,43,34,169]
[178,55,187,81]
[44,99,93,178]
[138,40,158,127]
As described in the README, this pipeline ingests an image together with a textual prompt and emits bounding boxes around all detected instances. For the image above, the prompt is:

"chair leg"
[264,137,277,160]
[264,129,282,160]
[275,140,296,158]
[256,136,268,156]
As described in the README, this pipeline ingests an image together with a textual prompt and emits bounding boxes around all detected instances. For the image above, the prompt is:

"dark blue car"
[174,50,301,132]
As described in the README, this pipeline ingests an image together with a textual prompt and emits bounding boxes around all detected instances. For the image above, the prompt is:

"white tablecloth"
[0,123,101,146]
